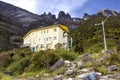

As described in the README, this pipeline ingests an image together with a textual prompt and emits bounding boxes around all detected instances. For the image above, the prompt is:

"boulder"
[76,61,84,68]
[65,68,76,76]
[50,58,64,71]
[76,72,99,80]
[64,60,71,68]
[4,71,13,76]
[107,65,118,72]
[54,74,64,80]
[104,50,115,54]
[65,78,73,80]
[82,53,92,62]
[80,68,89,73]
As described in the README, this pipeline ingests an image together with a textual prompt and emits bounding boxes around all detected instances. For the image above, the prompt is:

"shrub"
[6,56,31,75]
[30,50,60,71]
[0,53,10,68]
[1,76,13,80]
[55,49,78,61]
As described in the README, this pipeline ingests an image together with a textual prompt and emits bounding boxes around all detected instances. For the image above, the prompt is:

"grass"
[50,66,65,76]
[20,68,48,78]
[0,72,13,80]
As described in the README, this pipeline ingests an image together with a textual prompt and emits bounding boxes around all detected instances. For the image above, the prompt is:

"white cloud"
[1,0,88,17]
[1,0,37,12]
[36,0,88,17]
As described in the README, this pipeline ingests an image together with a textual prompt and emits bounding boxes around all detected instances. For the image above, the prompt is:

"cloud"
[1,0,37,12]
[1,0,88,17]
[36,0,88,17]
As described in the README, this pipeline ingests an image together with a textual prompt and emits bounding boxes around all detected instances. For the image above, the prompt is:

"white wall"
[23,26,69,51]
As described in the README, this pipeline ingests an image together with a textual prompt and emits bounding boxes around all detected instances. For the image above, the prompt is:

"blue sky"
[1,0,120,18]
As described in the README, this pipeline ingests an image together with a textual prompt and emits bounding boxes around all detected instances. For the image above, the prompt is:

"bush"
[6,56,31,75]
[0,53,10,68]
[30,50,60,71]
[55,49,78,61]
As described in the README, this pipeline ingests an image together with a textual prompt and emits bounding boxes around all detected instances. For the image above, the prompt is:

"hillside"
[0,1,82,51]
[72,12,120,53]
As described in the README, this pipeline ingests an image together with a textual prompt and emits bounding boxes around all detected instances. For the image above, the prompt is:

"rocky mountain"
[0,1,82,51]
[72,11,120,53]
[0,1,120,51]
[97,8,119,17]
[0,1,81,33]
[0,1,57,34]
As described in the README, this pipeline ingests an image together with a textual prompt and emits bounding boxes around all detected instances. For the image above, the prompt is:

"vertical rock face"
[97,9,118,17]
[83,13,91,20]
[58,11,71,20]
[40,12,56,20]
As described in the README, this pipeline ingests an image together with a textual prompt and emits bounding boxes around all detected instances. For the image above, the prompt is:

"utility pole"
[95,15,110,51]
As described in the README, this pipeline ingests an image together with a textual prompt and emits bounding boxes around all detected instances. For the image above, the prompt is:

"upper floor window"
[44,30,46,33]
[47,30,49,33]
[41,31,43,34]
[53,28,57,32]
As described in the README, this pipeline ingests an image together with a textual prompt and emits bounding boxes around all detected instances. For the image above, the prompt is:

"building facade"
[23,24,71,52]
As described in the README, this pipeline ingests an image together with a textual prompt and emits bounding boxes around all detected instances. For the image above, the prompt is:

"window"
[41,31,43,34]
[49,37,51,40]
[53,36,57,40]
[46,38,48,41]
[53,28,57,32]
[44,30,46,33]
[47,30,49,33]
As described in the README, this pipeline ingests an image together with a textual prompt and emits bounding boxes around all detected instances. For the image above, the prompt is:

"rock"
[107,65,118,72]
[88,72,99,80]
[80,68,89,72]
[54,74,64,80]
[96,72,102,76]
[76,73,88,79]
[98,9,118,17]
[104,50,115,54]
[64,60,71,67]
[65,68,75,76]
[58,11,71,20]
[40,12,56,19]
[71,63,76,69]
[76,72,99,80]
[82,53,92,62]
[50,58,64,71]
[65,78,73,80]
[83,13,91,20]
[76,61,84,68]
[117,73,120,79]
[4,71,13,76]
[100,75,108,80]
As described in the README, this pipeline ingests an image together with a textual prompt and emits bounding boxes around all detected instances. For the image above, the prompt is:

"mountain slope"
[72,14,120,53]
[0,1,82,51]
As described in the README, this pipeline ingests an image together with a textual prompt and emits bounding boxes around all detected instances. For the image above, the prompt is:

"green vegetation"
[82,52,120,75]
[0,48,78,77]
[55,49,78,61]
[0,10,120,79]
[71,14,120,53]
